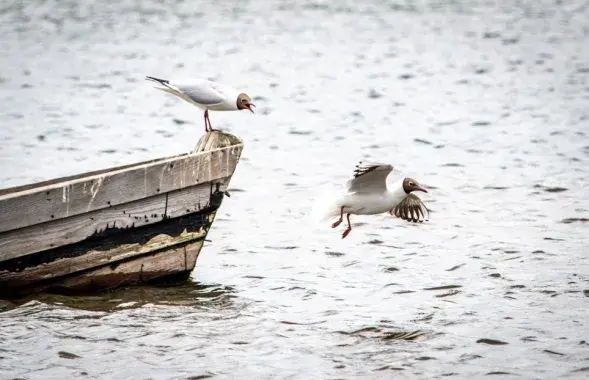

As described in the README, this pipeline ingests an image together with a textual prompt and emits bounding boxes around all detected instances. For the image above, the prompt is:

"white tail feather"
[309,185,342,225]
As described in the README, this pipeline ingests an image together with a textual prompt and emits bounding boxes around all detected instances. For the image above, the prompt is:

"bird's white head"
[237,93,255,113]
[402,178,428,194]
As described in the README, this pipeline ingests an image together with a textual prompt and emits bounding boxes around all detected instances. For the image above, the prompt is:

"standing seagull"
[145,76,255,132]
[316,162,430,239]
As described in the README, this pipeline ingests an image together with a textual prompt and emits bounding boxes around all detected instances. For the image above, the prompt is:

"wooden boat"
[0,131,243,298]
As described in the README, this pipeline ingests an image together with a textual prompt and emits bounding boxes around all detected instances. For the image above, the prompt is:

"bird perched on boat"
[145,76,255,133]
[314,162,430,239]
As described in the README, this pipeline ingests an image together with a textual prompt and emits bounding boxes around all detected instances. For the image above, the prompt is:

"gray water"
[1,0,589,378]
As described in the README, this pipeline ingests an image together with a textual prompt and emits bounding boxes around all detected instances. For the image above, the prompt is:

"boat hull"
[0,132,242,298]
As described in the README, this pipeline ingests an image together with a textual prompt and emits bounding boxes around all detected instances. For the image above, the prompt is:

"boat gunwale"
[0,142,243,199]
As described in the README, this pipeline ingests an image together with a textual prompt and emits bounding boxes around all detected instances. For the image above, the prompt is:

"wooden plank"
[0,212,215,287]
[53,239,204,292]
[0,142,242,233]
[0,154,186,197]
[0,179,229,261]
[0,130,243,198]
[184,240,202,272]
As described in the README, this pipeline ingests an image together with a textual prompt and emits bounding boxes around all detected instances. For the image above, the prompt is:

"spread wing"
[344,162,393,194]
[391,194,429,223]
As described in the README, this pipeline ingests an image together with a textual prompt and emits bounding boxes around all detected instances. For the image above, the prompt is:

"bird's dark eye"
[409,182,414,186]
[242,98,248,102]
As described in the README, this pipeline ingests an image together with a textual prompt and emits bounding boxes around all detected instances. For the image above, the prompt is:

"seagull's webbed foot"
[342,227,352,239]
[332,206,345,228]
[341,213,352,239]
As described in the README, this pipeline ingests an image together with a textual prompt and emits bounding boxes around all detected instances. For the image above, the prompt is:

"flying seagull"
[316,162,430,239]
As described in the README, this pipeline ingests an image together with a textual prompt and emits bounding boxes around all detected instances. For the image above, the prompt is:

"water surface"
[1,0,589,379]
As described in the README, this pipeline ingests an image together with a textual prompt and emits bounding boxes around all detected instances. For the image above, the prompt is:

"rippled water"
[2,0,589,378]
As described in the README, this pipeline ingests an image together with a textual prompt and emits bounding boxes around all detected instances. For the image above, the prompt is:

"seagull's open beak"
[246,103,255,114]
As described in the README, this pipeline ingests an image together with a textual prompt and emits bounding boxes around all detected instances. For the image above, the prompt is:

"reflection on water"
[4,282,237,313]
[1,0,589,379]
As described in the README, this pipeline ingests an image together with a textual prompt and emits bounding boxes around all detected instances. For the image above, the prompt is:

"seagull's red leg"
[203,110,210,132]
[331,206,344,228]
[342,213,352,239]
[204,109,217,132]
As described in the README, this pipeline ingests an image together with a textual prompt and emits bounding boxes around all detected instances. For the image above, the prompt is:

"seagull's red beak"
[246,103,255,114]
[417,186,428,193]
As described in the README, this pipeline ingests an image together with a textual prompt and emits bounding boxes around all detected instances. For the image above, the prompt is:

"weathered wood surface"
[0,131,243,297]
[0,180,228,262]
[193,131,243,153]
[0,214,211,288]
[0,156,170,197]
[54,240,203,292]
[0,139,242,233]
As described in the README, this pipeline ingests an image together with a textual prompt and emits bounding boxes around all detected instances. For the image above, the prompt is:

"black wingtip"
[145,76,168,84]
[353,162,379,178]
